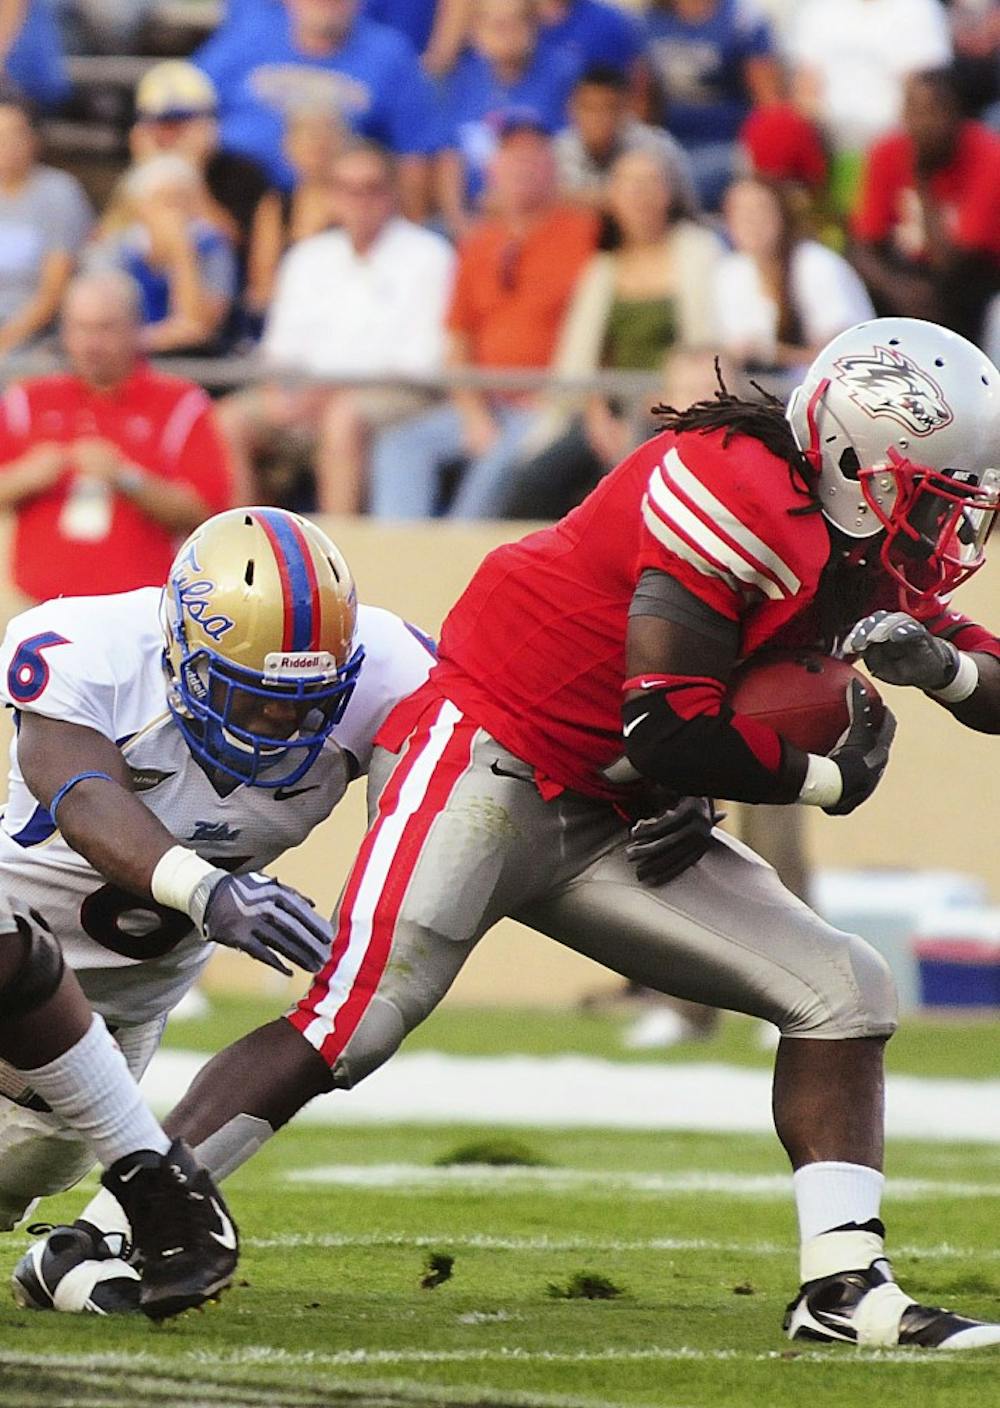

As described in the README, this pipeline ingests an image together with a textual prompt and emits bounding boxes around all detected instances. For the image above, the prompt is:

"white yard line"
[241,1232,1000,1262]
[245,1232,789,1254]
[0,1346,975,1373]
[283,1163,1000,1201]
[0,1355,604,1408]
[145,1049,1000,1143]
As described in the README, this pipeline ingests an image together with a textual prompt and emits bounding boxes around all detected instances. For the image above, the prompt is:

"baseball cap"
[739,102,828,190]
[135,61,218,122]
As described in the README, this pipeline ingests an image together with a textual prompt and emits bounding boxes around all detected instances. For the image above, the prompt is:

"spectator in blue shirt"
[438,0,580,228]
[2,0,70,109]
[88,154,237,355]
[195,0,443,219]
[363,0,472,77]
[639,0,781,209]
[538,0,642,78]
[363,0,438,54]
[214,0,283,29]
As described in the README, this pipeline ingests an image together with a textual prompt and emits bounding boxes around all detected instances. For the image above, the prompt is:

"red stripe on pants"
[289,703,476,1068]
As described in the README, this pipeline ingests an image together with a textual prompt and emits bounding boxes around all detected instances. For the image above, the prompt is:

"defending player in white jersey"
[0,506,432,1313]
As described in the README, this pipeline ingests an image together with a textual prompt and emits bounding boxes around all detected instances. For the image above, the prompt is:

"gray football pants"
[290,698,897,1087]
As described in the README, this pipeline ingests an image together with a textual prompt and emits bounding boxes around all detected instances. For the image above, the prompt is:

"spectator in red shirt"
[0,270,234,603]
[851,67,1000,345]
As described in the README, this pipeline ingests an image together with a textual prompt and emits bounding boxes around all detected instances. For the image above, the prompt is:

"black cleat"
[785,1257,1000,1350]
[11,1221,140,1314]
[101,1138,238,1321]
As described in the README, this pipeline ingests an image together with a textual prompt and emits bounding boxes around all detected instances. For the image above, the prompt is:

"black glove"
[192,871,333,977]
[625,796,726,885]
[824,680,896,816]
[843,610,959,691]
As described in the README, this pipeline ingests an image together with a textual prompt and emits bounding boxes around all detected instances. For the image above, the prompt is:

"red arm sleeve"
[920,602,1000,661]
[621,671,808,803]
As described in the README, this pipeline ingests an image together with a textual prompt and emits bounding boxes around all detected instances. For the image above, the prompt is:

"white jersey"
[0,589,433,1025]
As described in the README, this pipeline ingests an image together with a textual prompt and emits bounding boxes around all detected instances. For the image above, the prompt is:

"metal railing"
[0,351,665,408]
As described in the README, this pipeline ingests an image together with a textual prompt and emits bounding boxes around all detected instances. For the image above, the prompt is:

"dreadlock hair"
[653,362,820,511]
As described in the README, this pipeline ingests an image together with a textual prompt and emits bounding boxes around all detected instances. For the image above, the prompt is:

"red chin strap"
[802,376,830,472]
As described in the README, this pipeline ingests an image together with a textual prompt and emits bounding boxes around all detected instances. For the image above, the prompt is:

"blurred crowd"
[0,0,998,558]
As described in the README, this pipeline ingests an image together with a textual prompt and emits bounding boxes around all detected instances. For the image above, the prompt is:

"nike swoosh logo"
[489,760,532,782]
[622,713,649,738]
[274,784,321,801]
[209,1197,238,1251]
[117,1164,142,1184]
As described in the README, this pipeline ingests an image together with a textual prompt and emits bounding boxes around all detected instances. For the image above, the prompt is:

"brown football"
[727,649,884,754]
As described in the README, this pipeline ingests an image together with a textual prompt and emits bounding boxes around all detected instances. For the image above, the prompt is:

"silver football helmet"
[787,318,1000,598]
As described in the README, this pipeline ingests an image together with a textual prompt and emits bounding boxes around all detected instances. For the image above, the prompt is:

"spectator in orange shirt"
[0,270,234,603]
[851,67,1000,346]
[369,119,598,518]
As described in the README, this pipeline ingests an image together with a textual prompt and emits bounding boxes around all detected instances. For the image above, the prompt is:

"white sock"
[75,1186,132,1242]
[793,1161,885,1243]
[21,1015,169,1168]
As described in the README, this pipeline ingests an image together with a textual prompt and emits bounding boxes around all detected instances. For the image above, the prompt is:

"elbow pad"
[621,677,807,804]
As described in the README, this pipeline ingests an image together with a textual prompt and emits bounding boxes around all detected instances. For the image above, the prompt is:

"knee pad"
[843,933,898,1038]
[783,931,898,1040]
[0,914,64,1021]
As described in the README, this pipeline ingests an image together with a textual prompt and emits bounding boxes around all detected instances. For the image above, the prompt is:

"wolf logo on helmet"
[833,345,954,437]
[162,508,365,787]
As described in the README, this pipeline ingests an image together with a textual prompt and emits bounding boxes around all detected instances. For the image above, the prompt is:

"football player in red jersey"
[62,320,1000,1347]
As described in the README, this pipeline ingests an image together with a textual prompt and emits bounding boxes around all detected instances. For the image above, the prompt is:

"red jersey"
[853,120,1000,265]
[0,363,233,600]
[382,427,999,803]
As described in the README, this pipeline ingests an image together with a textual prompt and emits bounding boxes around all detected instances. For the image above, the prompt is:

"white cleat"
[11,1222,140,1314]
[785,1258,1000,1350]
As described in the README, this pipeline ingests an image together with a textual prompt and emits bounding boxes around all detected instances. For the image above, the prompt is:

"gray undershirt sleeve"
[628,569,740,651]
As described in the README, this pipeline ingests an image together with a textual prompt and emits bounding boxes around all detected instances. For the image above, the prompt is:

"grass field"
[1,999,1000,1408]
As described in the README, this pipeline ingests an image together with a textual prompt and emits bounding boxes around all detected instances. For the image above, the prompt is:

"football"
[727,649,884,755]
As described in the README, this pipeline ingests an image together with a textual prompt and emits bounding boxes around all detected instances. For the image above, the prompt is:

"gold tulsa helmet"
[161,507,363,787]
